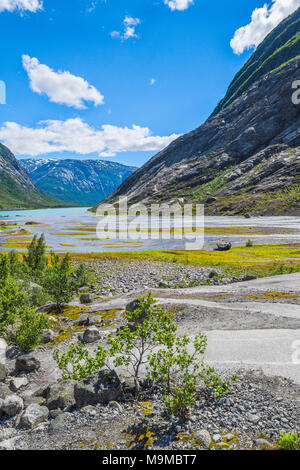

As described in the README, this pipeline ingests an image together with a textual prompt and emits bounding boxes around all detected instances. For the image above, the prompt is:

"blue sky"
[0,0,298,167]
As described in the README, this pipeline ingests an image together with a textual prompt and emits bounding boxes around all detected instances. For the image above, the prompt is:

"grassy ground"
[69,243,300,279]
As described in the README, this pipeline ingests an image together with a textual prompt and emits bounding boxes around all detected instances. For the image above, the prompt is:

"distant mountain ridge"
[21,158,137,206]
[101,7,300,216]
[0,143,66,210]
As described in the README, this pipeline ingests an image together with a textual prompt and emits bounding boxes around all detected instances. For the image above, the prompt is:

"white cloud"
[22,55,104,109]
[150,78,156,85]
[230,0,300,55]
[0,118,180,157]
[0,0,42,12]
[110,16,141,41]
[164,0,194,11]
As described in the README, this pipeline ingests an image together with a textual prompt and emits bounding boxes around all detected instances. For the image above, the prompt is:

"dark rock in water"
[215,240,232,251]
[15,353,41,372]
[244,214,251,219]
[74,369,122,408]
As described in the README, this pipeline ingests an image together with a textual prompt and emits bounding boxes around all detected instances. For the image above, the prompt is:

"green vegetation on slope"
[212,7,300,115]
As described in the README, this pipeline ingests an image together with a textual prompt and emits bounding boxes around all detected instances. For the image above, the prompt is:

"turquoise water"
[1,207,300,253]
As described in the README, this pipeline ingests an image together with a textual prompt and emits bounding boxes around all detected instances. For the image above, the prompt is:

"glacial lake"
[1,206,300,253]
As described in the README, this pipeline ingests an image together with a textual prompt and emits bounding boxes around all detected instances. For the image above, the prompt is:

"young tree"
[44,253,77,312]
[149,333,235,419]
[108,293,176,393]
[0,276,27,329]
[13,308,49,352]
[23,234,48,275]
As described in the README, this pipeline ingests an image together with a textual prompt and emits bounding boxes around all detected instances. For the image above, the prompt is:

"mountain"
[21,158,137,206]
[101,7,300,216]
[0,143,67,210]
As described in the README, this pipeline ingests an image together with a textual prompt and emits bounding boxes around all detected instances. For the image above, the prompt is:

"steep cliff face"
[21,158,137,206]
[102,8,300,216]
[0,144,66,210]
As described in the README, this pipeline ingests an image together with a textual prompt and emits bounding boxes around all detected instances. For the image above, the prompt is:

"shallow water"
[0,207,300,253]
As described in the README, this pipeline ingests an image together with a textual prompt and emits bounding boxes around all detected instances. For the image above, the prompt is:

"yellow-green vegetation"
[69,243,300,278]
[246,292,300,301]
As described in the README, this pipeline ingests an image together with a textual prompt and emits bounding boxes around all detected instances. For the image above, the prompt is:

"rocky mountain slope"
[0,144,66,210]
[21,159,137,206]
[102,7,300,216]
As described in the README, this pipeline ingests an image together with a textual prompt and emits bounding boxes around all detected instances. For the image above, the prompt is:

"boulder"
[80,293,92,304]
[0,383,12,399]
[194,429,211,449]
[74,369,122,408]
[215,240,232,251]
[82,326,101,344]
[24,396,46,407]
[19,404,49,430]
[74,315,90,327]
[9,377,28,392]
[42,329,55,344]
[45,381,76,410]
[1,394,23,417]
[15,353,41,372]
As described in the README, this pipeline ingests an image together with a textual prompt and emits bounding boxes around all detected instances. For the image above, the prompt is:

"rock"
[213,434,222,443]
[19,404,49,430]
[48,412,72,435]
[0,437,19,450]
[80,293,92,304]
[255,438,273,448]
[108,401,122,413]
[9,377,28,392]
[5,346,19,360]
[49,409,63,419]
[247,413,261,424]
[224,433,235,442]
[0,383,12,399]
[194,429,211,449]
[121,376,137,395]
[74,315,90,327]
[42,329,55,344]
[0,363,6,382]
[125,298,148,323]
[0,428,14,442]
[24,396,46,407]
[45,381,76,410]
[82,326,101,344]
[15,353,41,372]
[205,196,217,204]
[244,213,251,219]
[215,240,232,251]
[208,270,218,279]
[74,369,122,408]
[1,394,23,416]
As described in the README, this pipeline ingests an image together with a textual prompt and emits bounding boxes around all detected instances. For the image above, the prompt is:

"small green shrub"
[43,253,77,312]
[13,308,49,352]
[55,342,107,381]
[279,431,299,450]
[246,239,253,247]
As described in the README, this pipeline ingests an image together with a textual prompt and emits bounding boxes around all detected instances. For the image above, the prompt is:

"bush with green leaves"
[0,276,27,329]
[74,262,94,289]
[278,431,299,450]
[55,294,235,417]
[55,342,108,381]
[108,293,177,392]
[149,333,235,419]
[12,308,49,352]
[43,253,77,312]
